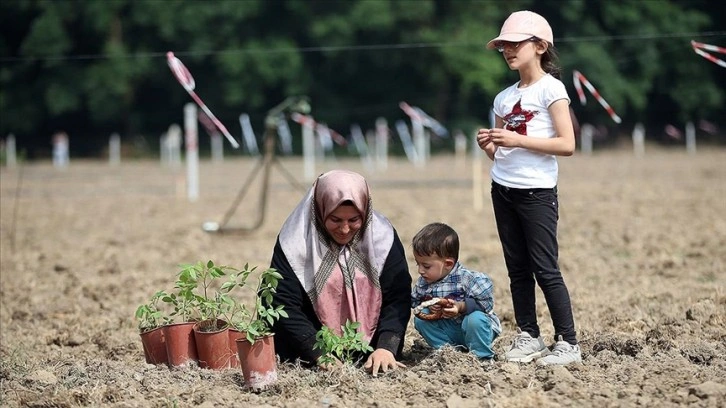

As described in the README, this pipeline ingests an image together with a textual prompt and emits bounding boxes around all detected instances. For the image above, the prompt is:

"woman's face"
[324,204,363,245]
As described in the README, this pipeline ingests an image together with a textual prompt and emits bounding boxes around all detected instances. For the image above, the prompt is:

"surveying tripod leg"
[273,158,308,193]
[216,158,266,230]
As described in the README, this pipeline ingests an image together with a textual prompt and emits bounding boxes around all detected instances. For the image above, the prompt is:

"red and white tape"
[290,113,347,146]
[166,52,239,148]
[691,41,726,68]
[572,70,621,124]
[198,111,219,137]
[290,112,316,128]
[399,101,423,122]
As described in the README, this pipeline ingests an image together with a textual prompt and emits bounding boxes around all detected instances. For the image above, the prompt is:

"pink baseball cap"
[486,10,553,49]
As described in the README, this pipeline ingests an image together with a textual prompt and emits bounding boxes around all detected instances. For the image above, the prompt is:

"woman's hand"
[363,348,406,377]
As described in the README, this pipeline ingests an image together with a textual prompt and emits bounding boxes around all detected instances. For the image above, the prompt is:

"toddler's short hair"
[412,222,459,261]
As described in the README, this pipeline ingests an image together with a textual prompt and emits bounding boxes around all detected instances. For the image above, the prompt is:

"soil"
[1,146,724,407]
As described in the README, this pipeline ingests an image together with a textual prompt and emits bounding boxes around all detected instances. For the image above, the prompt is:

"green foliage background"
[1,0,724,158]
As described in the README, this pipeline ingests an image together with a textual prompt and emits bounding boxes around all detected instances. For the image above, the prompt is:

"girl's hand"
[476,128,498,159]
[476,128,494,148]
[364,348,406,377]
[487,128,523,148]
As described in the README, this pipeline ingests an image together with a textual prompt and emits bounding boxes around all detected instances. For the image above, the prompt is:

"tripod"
[202,97,310,234]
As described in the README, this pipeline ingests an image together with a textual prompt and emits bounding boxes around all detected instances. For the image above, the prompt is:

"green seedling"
[135,290,172,333]
[314,320,373,365]
[230,266,288,344]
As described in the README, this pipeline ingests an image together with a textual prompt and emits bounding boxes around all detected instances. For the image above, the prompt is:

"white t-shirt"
[490,74,570,189]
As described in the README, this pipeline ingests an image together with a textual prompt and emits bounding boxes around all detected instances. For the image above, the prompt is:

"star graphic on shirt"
[502,99,538,135]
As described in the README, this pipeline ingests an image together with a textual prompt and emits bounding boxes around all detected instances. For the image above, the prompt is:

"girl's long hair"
[540,40,561,79]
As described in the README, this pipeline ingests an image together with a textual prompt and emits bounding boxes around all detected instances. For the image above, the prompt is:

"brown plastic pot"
[163,322,198,367]
[236,334,278,390]
[139,326,167,365]
[193,319,230,370]
[228,328,246,369]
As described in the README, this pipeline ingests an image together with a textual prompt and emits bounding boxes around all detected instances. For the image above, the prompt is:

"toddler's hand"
[442,306,457,318]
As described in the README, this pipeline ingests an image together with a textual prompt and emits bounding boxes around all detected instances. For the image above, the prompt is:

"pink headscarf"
[314,170,368,224]
[278,170,394,341]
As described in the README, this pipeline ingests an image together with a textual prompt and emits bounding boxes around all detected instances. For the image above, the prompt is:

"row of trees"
[1,0,724,158]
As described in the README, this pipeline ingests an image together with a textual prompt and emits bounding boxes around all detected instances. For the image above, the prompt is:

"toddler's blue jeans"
[414,311,497,359]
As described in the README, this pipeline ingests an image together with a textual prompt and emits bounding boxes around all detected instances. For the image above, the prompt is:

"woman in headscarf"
[270,170,411,376]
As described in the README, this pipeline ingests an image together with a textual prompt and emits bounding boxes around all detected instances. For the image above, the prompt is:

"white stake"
[109,133,121,166]
[580,123,594,156]
[454,129,467,170]
[184,103,199,202]
[6,134,17,168]
[276,116,293,155]
[394,120,418,165]
[365,129,376,163]
[350,124,374,171]
[198,111,224,163]
[238,113,260,156]
[632,123,645,158]
[52,131,69,168]
[301,118,316,182]
[474,109,496,211]
[211,133,223,163]
[472,129,484,212]
[317,123,334,154]
[160,133,167,165]
[685,121,696,154]
[412,118,425,167]
[375,117,388,171]
[399,102,446,166]
[166,124,182,168]
[290,113,318,182]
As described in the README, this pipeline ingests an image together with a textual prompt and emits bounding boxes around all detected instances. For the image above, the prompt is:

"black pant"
[491,181,577,344]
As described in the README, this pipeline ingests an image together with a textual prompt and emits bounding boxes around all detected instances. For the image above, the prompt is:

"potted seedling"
[220,266,257,369]
[232,266,288,390]
[159,263,205,368]
[179,260,242,370]
[313,320,374,367]
[135,290,172,365]
[223,299,249,369]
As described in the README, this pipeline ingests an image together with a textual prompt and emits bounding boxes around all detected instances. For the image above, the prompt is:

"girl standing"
[476,10,581,365]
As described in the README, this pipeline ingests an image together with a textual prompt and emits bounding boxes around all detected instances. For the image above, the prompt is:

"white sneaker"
[537,336,582,366]
[503,329,549,363]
